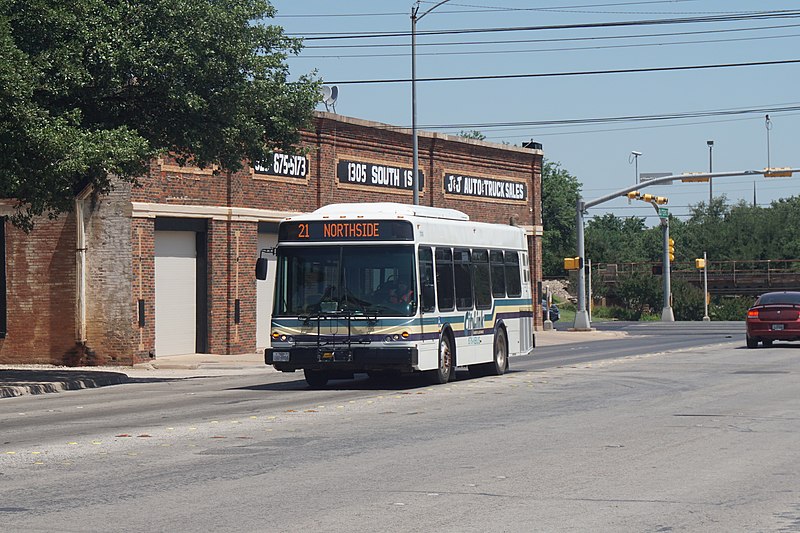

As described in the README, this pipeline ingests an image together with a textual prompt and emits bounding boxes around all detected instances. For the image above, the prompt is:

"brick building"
[0,112,544,365]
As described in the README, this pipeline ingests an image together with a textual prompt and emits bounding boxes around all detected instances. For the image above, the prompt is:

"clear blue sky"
[271,0,800,223]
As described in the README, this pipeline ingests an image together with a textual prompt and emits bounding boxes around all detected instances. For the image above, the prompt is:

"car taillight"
[747,309,759,318]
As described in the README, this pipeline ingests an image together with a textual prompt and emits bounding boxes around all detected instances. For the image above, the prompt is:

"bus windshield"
[274,245,417,317]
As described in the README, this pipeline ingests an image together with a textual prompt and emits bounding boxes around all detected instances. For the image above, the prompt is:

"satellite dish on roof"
[320,85,338,113]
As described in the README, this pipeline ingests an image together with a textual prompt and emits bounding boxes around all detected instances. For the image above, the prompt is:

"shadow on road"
[230,368,524,393]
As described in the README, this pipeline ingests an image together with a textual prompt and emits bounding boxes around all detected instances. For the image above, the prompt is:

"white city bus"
[255,202,534,387]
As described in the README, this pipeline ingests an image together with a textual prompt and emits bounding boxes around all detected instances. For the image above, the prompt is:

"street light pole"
[661,217,674,321]
[630,151,642,184]
[702,251,710,321]
[574,198,591,330]
[411,0,451,206]
[707,140,714,205]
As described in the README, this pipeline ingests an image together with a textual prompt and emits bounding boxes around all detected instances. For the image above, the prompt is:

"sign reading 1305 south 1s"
[444,173,527,201]
[337,159,424,191]
[253,153,309,179]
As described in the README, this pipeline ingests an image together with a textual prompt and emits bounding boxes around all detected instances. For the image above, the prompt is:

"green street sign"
[658,207,669,219]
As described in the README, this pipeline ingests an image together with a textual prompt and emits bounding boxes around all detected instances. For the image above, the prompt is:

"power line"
[416,102,800,130]
[481,110,800,139]
[296,32,800,60]
[294,10,800,40]
[325,58,800,85]
[301,22,800,50]
[276,0,706,18]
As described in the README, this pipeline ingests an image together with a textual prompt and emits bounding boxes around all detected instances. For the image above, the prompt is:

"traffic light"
[642,193,654,202]
[626,191,640,200]
[655,196,668,205]
[695,258,705,269]
[668,238,675,262]
[564,257,581,270]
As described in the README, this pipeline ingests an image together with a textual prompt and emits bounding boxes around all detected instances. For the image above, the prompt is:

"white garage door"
[256,232,278,350]
[155,231,197,356]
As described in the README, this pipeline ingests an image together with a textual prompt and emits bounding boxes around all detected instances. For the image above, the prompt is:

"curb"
[0,371,129,399]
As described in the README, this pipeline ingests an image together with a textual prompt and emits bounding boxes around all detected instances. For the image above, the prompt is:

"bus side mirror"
[255,257,268,280]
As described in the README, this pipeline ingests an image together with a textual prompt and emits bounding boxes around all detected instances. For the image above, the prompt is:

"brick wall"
[1,112,543,365]
[0,216,78,364]
[84,181,139,364]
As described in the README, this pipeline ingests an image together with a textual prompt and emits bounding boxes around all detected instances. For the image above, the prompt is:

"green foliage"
[678,196,800,262]
[457,130,486,140]
[671,279,705,321]
[0,0,320,228]
[541,160,581,277]
[613,272,662,321]
[710,295,753,321]
[585,213,649,263]
[590,305,620,320]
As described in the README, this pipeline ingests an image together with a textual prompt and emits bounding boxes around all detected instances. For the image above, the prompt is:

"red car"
[745,291,800,348]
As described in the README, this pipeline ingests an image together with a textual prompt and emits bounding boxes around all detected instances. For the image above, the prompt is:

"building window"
[454,248,473,311]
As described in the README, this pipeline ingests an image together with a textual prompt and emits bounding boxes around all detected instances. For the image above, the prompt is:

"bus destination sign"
[337,159,424,191]
[444,173,527,201]
[279,220,414,242]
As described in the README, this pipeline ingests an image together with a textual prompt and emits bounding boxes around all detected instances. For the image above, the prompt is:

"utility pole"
[661,217,674,322]
[703,251,710,322]
[707,140,714,205]
[411,0,452,205]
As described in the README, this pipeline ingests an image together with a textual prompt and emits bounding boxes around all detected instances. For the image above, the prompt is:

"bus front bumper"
[265,346,419,372]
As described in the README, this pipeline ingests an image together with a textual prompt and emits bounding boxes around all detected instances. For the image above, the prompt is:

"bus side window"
[472,249,491,310]
[454,248,473,311]
[435,248,455,311]
[490,250,506,297]
[505,251,522,298]
[419,247,435,312]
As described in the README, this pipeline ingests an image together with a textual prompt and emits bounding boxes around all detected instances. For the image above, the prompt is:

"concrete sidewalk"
[0,328,625,399]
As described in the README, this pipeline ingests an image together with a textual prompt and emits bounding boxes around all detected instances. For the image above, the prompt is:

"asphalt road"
[3,321,798,532]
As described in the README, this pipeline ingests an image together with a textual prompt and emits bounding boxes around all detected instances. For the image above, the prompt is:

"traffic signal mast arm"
[582,168,799,211]
[572,166,799,331]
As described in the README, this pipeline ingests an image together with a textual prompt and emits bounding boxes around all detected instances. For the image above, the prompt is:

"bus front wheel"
[429,334,454,384]
[304,369,329,388]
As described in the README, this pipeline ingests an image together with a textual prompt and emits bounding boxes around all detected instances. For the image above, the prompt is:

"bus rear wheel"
[469,328,508,378]
[429,334,454,384]
[304,369,329,388]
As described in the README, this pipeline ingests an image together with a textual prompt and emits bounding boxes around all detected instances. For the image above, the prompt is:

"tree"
[541,160,581,277]
[457,130,486,140]
[585,213,648,264]
[0,0,319,228]
[613,272,661,320]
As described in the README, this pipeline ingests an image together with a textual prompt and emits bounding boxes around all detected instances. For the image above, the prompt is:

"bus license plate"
[771,324,785,331]
[273,351,290,362]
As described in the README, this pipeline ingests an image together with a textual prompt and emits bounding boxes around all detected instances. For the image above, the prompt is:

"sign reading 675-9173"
[253,153,308,179]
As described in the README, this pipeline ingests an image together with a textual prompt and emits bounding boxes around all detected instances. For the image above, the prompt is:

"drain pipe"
[75,186,93,344]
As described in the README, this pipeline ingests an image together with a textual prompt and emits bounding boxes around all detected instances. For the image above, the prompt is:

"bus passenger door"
[418,247,435,339]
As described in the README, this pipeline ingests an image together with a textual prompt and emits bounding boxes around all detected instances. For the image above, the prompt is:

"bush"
[710,295,753,321]
[612,273,662,321]
[672,279,705,321]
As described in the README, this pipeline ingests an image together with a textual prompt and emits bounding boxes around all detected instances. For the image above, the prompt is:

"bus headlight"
[271,332,293,343]
[384,332,409,343]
